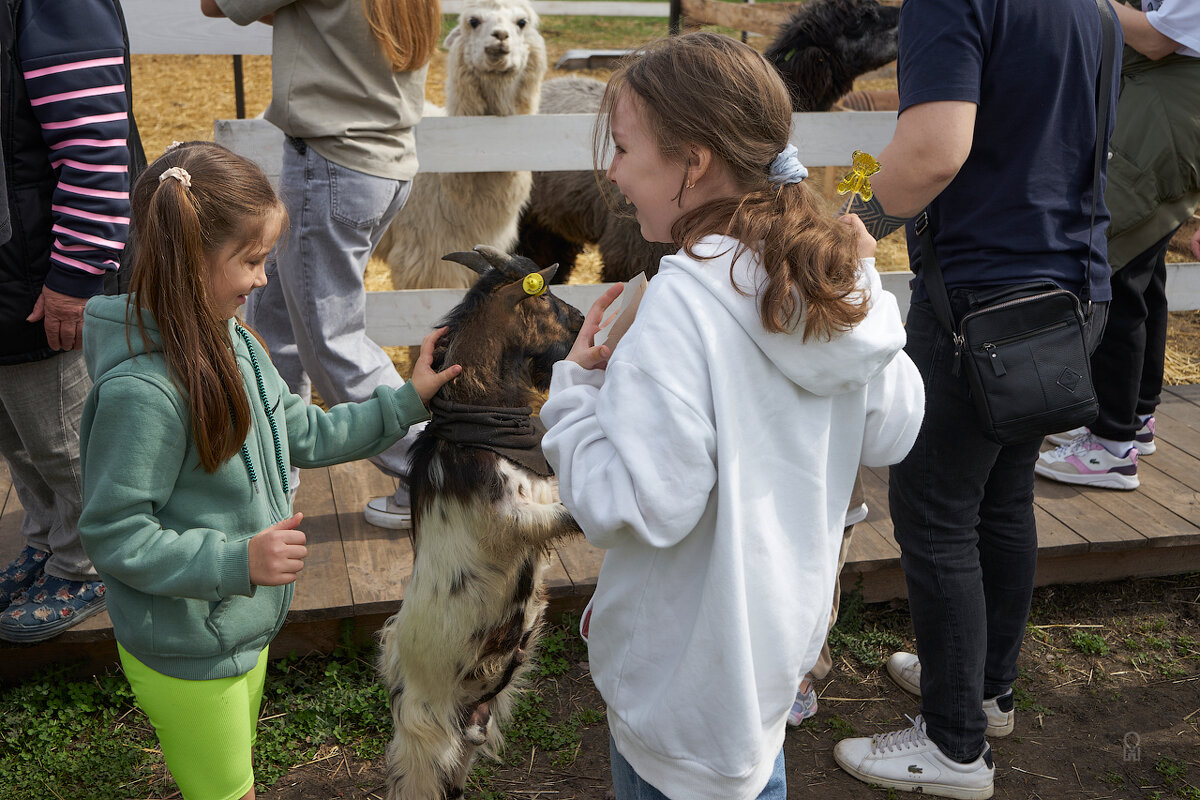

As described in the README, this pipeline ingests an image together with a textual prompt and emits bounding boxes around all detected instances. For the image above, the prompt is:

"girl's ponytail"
[128,142,280,473]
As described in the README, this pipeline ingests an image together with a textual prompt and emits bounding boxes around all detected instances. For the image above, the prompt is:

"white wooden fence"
[127,0,1200,346]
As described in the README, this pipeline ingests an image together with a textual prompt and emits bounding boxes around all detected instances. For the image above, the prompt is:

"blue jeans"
[889,296,1107,762]
[609,737,786,800]
[246,137,423,494]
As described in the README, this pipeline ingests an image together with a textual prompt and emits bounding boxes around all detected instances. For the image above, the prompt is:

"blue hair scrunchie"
[768,144,808,186]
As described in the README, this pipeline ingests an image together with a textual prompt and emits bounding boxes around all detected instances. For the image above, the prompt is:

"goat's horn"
[473,245,522,278]
[441,250,492,275]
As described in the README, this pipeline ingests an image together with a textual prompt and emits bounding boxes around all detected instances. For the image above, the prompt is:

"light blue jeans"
[609,737,787,800]
[0,351,96,580]
[246,137,423,498]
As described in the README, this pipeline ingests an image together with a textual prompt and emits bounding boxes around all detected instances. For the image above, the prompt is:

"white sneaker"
[887,651,922,695]
[833,715,995,800]
[1047,420,1155,456]
[886,653,1014,737]
[364,496,412,530]
[1035,433,1139,490]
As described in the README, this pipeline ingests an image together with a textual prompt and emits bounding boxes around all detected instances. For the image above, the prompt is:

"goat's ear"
[442,250,491,275]
[498,262,560,307]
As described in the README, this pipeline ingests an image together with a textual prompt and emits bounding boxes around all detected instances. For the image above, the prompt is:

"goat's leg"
[508,501,582,548]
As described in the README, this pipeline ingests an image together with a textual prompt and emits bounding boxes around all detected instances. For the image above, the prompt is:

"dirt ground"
[253,573,1200,800]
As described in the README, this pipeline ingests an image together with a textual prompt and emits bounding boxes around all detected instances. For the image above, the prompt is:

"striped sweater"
[15,0,131,297]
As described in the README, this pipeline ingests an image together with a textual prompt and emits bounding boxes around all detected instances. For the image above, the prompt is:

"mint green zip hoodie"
[79,295,429,680]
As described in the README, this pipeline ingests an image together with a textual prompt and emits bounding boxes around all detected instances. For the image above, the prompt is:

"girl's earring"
[686,181,695,190]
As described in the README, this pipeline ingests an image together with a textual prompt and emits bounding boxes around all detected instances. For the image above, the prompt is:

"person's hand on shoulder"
[409,327,462,404]
[1192,225,1200,261]
[839,213,878,260]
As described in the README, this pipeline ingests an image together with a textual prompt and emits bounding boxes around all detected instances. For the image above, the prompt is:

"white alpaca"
[377,0,546,289]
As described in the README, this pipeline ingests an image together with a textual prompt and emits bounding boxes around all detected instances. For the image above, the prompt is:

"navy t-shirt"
[900,0,1121,303]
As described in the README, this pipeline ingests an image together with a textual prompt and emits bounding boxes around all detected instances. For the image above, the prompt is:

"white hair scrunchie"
[159,166,192,189]
[768,143,808,186]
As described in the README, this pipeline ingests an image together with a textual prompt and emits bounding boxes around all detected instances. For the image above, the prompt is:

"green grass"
[1069,629,1110,656]
[0,614,605,799]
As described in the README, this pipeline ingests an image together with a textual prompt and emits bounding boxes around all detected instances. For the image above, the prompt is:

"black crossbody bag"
[915,0,1116,446]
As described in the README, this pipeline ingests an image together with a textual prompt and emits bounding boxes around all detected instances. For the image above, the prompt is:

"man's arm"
[1112,2,1181,60]
[842,100,976,240]
[20,0,132,350]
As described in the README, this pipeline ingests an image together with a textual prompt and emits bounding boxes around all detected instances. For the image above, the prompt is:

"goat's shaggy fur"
[376,0,547,289]
[378,246,583,800]
[515,0,900,284]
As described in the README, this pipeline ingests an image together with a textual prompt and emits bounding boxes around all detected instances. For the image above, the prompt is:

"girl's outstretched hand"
[567,282,625,370]
[410,327,461,404]
[840,212,877,260]
[249,512,307,586]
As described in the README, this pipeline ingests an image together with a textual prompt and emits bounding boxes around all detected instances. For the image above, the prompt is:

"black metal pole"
[233,54,246,120]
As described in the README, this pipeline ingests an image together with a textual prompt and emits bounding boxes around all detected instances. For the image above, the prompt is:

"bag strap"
[917,0,1117,338]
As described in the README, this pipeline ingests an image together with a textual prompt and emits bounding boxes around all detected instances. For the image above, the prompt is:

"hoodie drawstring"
[234,325,289,496]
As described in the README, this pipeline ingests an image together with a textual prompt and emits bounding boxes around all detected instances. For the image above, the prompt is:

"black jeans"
[1090,227,1177,443]
[889,295,1107,763]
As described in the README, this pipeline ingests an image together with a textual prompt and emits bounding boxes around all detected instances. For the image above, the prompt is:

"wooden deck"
[3,385,1200,682]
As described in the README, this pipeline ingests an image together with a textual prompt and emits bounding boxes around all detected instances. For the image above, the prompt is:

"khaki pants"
[810,469,865,680]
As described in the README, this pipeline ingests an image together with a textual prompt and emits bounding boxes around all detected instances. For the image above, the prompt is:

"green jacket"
[1105,45,1200,269]
[79,294,429,680]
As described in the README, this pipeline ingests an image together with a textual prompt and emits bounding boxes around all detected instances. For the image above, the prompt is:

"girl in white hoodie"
[540,32,925,800]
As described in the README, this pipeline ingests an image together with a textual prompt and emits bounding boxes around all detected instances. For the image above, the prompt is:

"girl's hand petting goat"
[567,282,625,370]
[410,327,462,403]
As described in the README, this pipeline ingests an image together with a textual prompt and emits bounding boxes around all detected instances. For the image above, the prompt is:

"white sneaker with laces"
[1035,432,1139,490]
[364,496,412,530]
[886,652,1014,737]
[833,715,995,800]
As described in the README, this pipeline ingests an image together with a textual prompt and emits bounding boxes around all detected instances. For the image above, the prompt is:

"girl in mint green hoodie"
[78,141,459,800]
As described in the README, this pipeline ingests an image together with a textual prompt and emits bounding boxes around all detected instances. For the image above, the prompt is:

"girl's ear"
[685,144,715,187]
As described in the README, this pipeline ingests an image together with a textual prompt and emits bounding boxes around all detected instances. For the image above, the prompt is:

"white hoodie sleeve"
[859,349,926,467]
[542,358,717,550]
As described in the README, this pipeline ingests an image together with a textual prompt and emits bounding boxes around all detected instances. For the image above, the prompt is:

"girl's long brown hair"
[128,141,283,473]
[363,0,441,72]
[594,33,868,340]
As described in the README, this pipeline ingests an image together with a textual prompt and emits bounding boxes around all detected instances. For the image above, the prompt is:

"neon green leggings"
[118,644,268,800]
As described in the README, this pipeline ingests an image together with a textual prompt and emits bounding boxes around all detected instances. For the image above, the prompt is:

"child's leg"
[119,645,268,800]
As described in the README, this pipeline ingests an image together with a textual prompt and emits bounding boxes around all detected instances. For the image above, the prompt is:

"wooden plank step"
[290,468,354,619]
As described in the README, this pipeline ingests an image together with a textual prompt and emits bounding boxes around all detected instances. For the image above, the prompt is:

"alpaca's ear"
[442,250,491,275]
[444,26,461,49]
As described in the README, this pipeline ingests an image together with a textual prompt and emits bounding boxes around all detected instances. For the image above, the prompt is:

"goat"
[515,0,900,284]
[378,246,584,800]
[375,0,547,289]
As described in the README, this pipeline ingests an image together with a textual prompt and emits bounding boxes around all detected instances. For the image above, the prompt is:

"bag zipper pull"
[952,332,965,377]
[984,343,1007,376]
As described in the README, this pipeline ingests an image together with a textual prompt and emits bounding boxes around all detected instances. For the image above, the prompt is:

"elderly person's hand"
[26,286,87,350]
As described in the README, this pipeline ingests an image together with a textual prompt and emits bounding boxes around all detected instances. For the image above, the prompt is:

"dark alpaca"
[516,0,900,285]
[766,0,899,113]
[378,246,583,800]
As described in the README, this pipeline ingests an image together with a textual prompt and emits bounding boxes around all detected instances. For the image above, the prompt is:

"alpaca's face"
[449,0,543,75]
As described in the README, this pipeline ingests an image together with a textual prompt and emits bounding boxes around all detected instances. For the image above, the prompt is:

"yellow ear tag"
[836,150,882,202]
[522,273,547,297]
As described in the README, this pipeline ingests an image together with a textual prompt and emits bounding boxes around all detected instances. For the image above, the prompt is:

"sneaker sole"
[986,713,1014,737]
[0,596,107,643]
[1135,440,1156,456]
[835,757,994,800]
[363,507,413,530]
[1033,462,1139,490]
